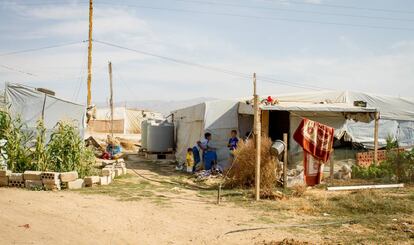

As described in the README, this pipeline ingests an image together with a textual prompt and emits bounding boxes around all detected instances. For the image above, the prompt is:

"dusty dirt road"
[0,188,313,245]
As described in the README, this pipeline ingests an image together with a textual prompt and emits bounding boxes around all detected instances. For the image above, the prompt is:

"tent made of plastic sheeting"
[259,90,414,164]
[172,100,253,169]
[89,107,163,134]
[4,83,85,139]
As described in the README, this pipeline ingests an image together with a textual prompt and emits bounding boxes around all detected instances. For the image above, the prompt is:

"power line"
[93,39,328,91]
[0,64,37,77]
[270,0,414,15]
[169,0,414,23]
[96,2,414,31]
[0,40,86,57]
[93,39,252,79]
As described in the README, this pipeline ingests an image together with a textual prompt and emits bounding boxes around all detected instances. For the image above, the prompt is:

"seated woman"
[194,132,217,171]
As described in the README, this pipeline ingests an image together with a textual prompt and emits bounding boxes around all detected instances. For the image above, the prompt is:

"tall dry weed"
[225,136,279,193]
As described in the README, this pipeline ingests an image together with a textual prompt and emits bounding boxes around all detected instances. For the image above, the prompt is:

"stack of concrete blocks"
[23,171,43,189]
[115,159,127,176]
[60,171,84,190]
[41,172,61,191]
[0,170,11,187]
[100,164,114,186]
[84,176,100,187]
[9,173,25,188]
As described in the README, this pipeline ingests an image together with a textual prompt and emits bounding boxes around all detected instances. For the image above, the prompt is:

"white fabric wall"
[173,100,242,168]
[5,83,85,140]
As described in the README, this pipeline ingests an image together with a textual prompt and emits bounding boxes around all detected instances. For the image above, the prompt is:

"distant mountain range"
[96,97,216,115]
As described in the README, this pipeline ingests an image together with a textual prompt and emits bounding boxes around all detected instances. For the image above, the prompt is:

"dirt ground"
[0,155,413,245]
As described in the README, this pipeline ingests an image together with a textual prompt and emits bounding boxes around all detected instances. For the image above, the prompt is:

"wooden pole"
[253,73,261,201]
[283,133,288,189]
[108,62,114,139]
[373,111,380,164]
[86,0,93,106]
[329,157,334,179]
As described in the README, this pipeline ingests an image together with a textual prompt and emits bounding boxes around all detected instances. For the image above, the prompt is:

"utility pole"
[253,73,261,201]
[108,62,114,139]
[87,0,93,106]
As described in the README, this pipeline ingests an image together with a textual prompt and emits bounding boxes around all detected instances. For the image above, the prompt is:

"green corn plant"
[47,121,95,177]
[0,111,33,172]
[32,119,49,171]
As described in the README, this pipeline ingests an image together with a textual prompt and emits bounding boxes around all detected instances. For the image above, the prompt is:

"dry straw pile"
[225,136,280,195]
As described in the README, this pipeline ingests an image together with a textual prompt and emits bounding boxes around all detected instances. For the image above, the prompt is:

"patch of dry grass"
[225,136,279,195]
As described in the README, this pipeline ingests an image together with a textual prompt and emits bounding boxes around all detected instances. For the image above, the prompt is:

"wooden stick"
[283,133,288,189]
[217,183,222,205]
[373,111,380,164]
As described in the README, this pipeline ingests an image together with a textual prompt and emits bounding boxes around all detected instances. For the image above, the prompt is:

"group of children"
[181,130,239,173]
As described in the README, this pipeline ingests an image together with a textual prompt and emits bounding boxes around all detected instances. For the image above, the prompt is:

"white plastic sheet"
[4,83,85,139]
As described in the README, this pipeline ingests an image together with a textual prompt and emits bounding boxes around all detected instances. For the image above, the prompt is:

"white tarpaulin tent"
[173,90,414,168]
[173,100,253,168]
[4,83,85,138]
[261,90,414,151]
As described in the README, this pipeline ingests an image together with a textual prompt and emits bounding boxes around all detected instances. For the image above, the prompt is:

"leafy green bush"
[352,138,414,182]
[47,122,95,178]
[352,162,393,180]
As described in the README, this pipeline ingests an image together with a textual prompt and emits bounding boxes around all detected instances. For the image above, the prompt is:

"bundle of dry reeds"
[225,136,279,194]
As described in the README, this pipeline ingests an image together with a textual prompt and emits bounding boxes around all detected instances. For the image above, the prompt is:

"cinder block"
[25,180,43,189]
[114,168,123,177]
[122,167,127,175]
[0,170,11,177]
[101,159,116,167]
[9,179,25,188]
[111,171,115,179]
[9,173,24,181]
[84,176,100,187]
[60,171,78,182]
[65,179,84,189]
[43,180,61,191]
[0,176,8,187]
[101,168,112,176]
[23,171,42,181]
[99,176,109,185]
[41,172,60,183]
[115,161,125,168]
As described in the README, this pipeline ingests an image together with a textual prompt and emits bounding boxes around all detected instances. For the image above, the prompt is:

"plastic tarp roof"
[262,90,414,121]
[4,83,85,138]
[261,90,414,150]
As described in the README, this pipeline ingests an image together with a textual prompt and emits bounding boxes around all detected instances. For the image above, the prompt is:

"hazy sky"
[1,0,413,105]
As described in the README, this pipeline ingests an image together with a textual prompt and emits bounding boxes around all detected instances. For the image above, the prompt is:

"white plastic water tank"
[147,120,174,153]
[141,120,149,150]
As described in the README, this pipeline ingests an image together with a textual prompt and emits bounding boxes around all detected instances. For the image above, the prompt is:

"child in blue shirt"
[227,130,239,151]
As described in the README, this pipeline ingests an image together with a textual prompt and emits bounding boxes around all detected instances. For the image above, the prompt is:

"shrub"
[352,138,414,183]
[47,122,95,178]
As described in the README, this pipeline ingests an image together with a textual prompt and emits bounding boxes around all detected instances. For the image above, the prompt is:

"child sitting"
[186,148,194,173]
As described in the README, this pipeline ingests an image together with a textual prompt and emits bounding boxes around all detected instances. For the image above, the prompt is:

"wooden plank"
[261,110,269,137]
[327,183,404,191]
[373,112,380,164]
[283,133,288,189]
